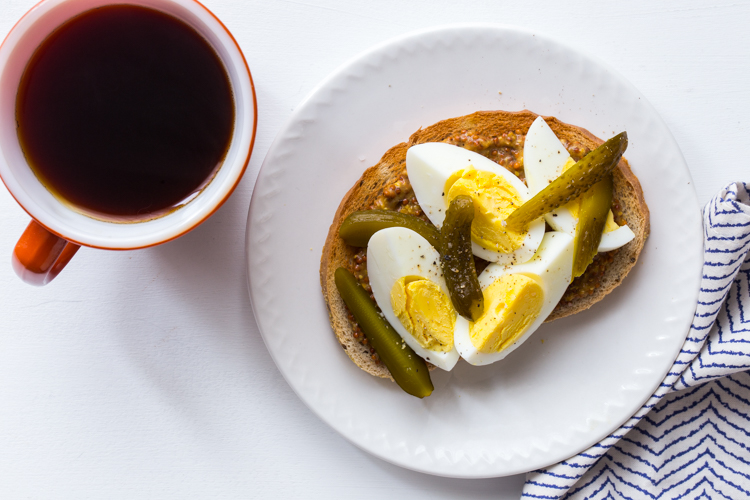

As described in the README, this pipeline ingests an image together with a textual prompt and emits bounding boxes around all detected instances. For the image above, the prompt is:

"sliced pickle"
[505,132,627,231]
[573,174,614,278]
[339,210,441,249]
[334,267,434,398]
[440,195,484,321]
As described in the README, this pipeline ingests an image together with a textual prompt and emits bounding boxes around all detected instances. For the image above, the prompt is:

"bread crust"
[320,110,649,380]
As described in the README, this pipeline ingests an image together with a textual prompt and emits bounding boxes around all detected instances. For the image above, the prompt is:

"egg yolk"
[391,276,455,353]
[559,158,620,233]
[469,274,543,353]
[444,167,525,253]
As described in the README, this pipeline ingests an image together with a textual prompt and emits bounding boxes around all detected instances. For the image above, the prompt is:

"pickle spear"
[505,132,627,231]
[573,174,614,278]
[339,210,441,249]
[440,195,484,321]
[334,267,433,398]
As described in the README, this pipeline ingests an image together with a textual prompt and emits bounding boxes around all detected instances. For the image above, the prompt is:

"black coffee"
[16,5,234,220]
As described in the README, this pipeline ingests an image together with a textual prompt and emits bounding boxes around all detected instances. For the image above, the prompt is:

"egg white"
[454,231,574,366]
[599,224,636,252]
[523,116,635,252]
[367,227,460,371]
[406,142,545,265]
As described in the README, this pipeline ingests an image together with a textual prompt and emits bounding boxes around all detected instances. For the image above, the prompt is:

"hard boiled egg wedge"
[524,116,635,252]
[454,231,574,365]
[407,142,545,265]
[367,227,461,371]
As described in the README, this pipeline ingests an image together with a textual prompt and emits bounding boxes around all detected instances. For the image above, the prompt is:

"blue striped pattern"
[523,182,750,499]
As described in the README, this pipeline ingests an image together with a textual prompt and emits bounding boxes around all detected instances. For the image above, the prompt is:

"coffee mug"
[0,0,257,285]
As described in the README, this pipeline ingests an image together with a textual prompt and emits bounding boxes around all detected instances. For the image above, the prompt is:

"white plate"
[245,24,703,478]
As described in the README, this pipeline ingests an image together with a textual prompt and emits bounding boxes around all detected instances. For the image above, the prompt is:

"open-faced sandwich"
[320,110,649,397]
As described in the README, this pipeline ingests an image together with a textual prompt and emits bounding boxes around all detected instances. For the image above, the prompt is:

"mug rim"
[0,0,257,250]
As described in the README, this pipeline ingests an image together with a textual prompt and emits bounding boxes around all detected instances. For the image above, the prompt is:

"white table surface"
[1,0,748,498]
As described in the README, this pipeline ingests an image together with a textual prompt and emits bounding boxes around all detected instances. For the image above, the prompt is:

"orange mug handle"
[12,220,80,286]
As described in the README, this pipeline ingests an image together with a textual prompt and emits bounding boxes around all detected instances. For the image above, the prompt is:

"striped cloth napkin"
[522,182,750,499]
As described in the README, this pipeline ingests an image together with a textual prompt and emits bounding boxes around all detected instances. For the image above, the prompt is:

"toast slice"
[320,110,650,380]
